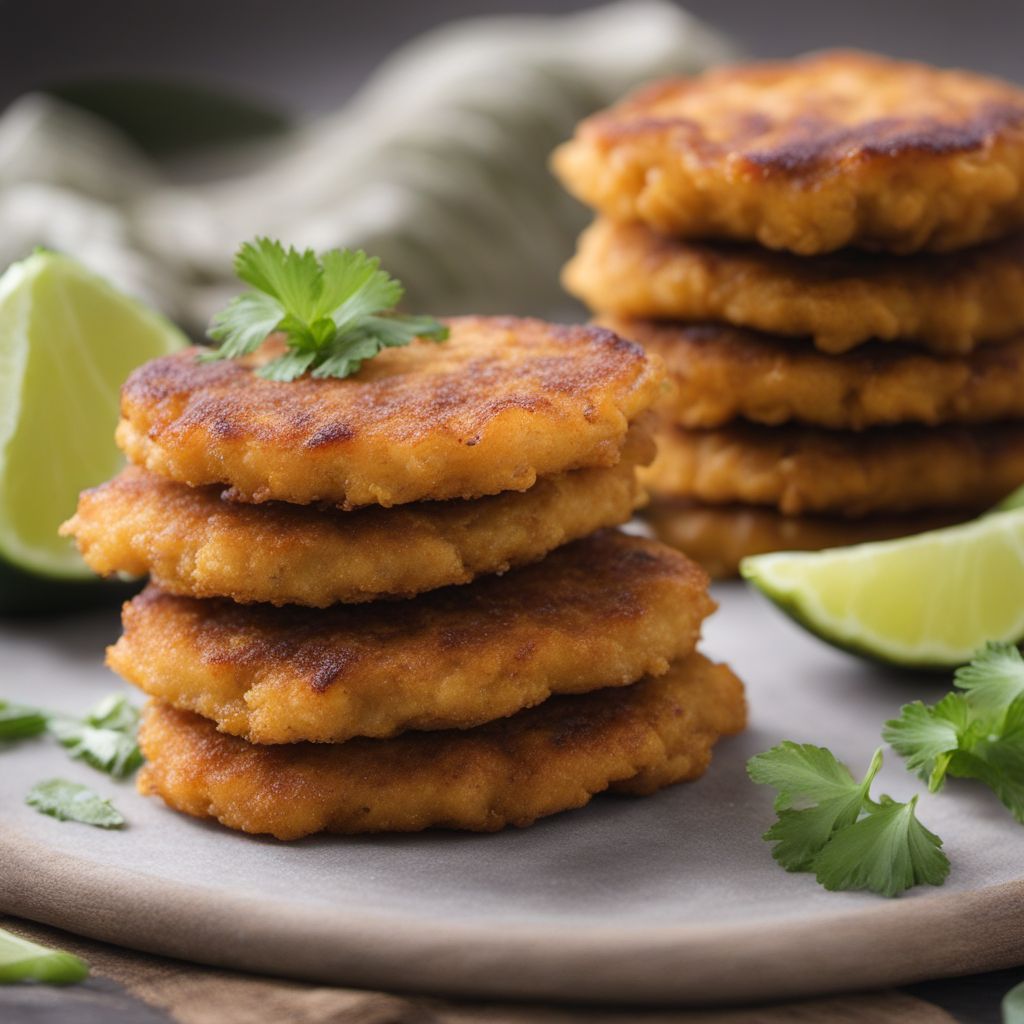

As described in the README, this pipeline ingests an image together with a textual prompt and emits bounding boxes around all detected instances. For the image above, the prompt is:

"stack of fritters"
[553,51,1024,576]
[63,316,745,840]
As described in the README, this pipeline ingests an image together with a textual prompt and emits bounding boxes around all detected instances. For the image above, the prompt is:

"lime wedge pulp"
[740,507,1024,669]
[0,251,188,582]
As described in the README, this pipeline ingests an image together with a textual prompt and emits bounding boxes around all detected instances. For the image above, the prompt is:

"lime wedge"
[0,251,187,602]
[740,508,1024,668]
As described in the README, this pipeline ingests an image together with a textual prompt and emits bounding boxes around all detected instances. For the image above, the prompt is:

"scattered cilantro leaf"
[749,746,947,897]
[0,700,47,741]
[885,643,1024,821]
[48,695,141,778]
[205,239,448,381]
[26,779,124,829]
[813,795,949,898]
[0,926,89,985]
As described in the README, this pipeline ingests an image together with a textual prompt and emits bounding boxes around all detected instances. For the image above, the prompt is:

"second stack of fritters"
[63,316,746,839]
[553,50,1024,575]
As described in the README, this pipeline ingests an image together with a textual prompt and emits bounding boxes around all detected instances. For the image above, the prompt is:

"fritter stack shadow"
[552,50,1024,576]
[63,315,745,839]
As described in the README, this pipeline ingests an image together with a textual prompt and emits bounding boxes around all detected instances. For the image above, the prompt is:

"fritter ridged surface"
[109,532,713,744]
[644,500,966,578]
[62,424,653,607]
[643,422,1024,517]
[136,652,746,838]
[116,317,664,508]
[571,220,1024,354]
[553,51,1024,254]
[605,318,1024,430]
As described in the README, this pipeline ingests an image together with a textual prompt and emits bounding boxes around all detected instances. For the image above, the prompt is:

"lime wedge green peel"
[741,506,1024,669]
[0,925,89,984]
[0,251,187,607]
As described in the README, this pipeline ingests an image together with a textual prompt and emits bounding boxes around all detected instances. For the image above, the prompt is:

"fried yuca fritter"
[136,652,745,838]
[62,424,653,607]
[109,532,712,744]
[644,501,966,578]
[604,319,1024,431]
[552,51,1024,254]
[644,422,1024,517]
[572,220,1024,355]
[116,317,664,509]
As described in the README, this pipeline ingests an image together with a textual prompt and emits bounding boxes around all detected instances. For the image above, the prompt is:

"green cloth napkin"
[0,1,733,333]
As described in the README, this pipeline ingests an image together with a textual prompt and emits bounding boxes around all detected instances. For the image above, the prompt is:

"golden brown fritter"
[603,318,1024,431]
[62,424,653,607]
[552,51,1024,254]
[643,422,1024,517]
[571,220,1024,354]
[109,532,713,744]
[116,317,664,509]
[136,652,746,838]
[644,501,966,578]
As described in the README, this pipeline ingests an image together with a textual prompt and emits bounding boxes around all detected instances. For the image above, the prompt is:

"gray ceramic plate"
[2,584,1023,1005]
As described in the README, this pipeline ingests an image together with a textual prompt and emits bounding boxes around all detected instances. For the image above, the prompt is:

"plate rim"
[4,827,1023,1005]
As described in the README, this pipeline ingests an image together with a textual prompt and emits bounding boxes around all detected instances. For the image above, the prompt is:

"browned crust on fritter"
[644,500,967,578]
[602,318,1024,430]
[136,652,746,838]
[116,317,664,508]
[109,532,713,744]
[62,424,654,607]
[642,422,1024,517]
[571,220,1024,354]
[552,51,1024,254]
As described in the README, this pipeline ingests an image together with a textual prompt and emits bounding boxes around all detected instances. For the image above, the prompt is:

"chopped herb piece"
[26,778,125,829]
[0,700,47,741]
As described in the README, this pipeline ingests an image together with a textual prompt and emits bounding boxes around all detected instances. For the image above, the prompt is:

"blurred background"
[1,0,1021,332]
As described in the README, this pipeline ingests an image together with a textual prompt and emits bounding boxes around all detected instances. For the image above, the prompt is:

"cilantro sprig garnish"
[204,239,449,381]
[748,744,949,897]
[883,641,1024,822]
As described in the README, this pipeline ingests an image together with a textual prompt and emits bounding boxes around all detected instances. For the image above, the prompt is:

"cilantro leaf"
[886,643,1024,821]
[954,642,1024,725]
[0,700,47,741]
[235,238,322,322]
[764,804,860,873]
[749,744,882,872]
[813,795,950,898]
[205,239,448,381]
[747,742,868,810]
[48,695,142,778]
[882,693,970,792]
[206,290,284,361]
[319,248,403,331]
[26,779,124,829]
[0,925,89,984]
[949,694,1024,824]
